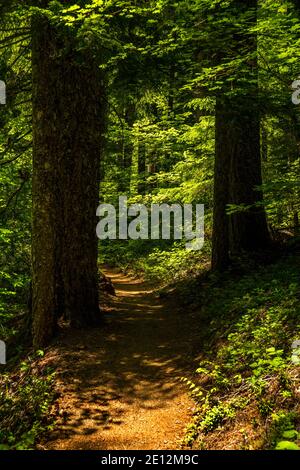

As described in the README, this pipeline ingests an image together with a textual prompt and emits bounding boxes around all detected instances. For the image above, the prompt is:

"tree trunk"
[138,139,146,195]
[211,98,230,271]
[212,0,270,270]
[32,14,104,346]
[227,94,270,254]
[119,101,136,193]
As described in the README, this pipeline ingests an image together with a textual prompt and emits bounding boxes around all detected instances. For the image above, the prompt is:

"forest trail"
[43,268,199,450]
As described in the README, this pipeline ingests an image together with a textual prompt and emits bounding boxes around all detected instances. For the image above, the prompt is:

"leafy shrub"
[0,354,55,450]
[183,254,300,450]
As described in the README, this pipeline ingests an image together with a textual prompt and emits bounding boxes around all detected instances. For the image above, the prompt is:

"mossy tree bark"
[32,14,104,347]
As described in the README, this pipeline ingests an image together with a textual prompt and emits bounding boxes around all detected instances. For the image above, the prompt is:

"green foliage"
[0,355,55,450]
[198,402,237,433]
[99,0,300,277]
[1,0,300,451]
[275,441,300,450]
[101,238,210,284]
[183,254,300,450]
[270,411,300,450]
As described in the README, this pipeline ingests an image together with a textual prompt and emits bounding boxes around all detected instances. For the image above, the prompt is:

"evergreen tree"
[212,0,270,270]
[31,9,105,346]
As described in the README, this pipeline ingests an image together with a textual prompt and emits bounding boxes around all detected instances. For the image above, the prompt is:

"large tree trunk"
[32,15,63,346]
[32,14,104,346]
[227,96,270,254]
[211,98,230,271]
[212,0,270,270]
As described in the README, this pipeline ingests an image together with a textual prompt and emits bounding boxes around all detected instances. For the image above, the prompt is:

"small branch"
[0,36,30,50]
[0,179,28,217]
[0,145,31,167]
[0,32,30,45]
[0,131,32,157]
[9,44,31,68]
[0,28,30,33]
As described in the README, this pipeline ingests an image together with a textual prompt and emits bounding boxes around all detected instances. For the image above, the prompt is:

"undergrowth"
[100,239,210,283]
[181,251,300,450]
[0,352,56,450]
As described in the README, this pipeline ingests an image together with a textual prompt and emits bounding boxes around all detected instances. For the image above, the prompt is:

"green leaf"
[275,441,300,451]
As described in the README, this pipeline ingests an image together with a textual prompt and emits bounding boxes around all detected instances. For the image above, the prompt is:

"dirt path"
[44,269,199,450]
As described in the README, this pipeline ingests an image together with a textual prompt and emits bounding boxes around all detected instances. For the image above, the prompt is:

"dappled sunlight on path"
[43,268,198,450]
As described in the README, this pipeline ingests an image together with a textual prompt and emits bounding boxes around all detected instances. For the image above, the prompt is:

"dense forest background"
[0,0,300,451]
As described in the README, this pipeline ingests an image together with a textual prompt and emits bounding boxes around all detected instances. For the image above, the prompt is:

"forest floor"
[41,268,201,450]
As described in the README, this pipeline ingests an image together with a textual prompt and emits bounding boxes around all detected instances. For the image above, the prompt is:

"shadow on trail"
[45,268,199,450]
